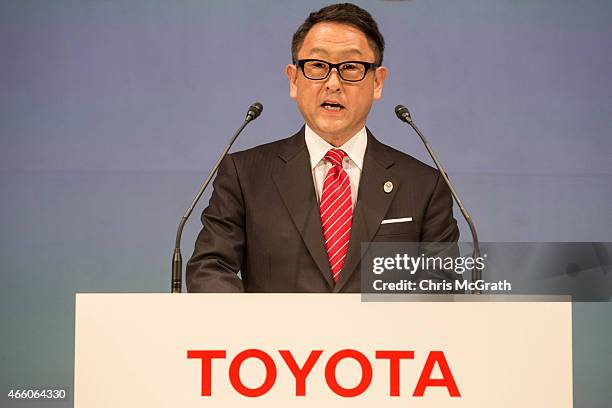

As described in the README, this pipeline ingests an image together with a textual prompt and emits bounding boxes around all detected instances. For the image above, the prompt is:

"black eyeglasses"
[296,59,379,82]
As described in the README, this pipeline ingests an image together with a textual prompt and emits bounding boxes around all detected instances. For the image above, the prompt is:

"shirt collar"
[304,125,367,170]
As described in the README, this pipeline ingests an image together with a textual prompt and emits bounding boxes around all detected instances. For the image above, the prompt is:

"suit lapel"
[272,128,334,289]
[334,131,399,292]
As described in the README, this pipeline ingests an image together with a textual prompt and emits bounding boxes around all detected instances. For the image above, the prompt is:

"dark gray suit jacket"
[186,127,459,293]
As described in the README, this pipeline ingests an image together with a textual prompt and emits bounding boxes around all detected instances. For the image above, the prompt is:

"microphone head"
[394,105,412,123]
[246,102,263,121]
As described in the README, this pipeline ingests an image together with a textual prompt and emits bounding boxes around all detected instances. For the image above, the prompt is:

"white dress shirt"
[304,125,367,208]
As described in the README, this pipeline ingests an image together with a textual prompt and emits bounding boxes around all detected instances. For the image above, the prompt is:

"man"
[186,3,459,292]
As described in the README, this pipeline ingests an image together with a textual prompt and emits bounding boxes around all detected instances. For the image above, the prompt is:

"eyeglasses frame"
[295,58,379,82]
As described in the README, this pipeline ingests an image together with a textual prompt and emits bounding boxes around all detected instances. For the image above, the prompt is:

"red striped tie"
[320,149,353,283]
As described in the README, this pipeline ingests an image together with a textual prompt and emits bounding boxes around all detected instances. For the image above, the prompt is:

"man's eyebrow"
[341,47,364,56]
[306,47,365,57]
[308,47,330,56]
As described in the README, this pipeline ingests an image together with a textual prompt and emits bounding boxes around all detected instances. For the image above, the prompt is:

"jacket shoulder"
[230,137,287,157]
[228,132,302,163]
[372,137,440,180]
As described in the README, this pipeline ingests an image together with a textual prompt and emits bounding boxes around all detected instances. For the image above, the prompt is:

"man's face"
[285,22,388,146]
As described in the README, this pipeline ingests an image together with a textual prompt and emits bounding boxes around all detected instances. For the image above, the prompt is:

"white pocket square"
[381,217,413,224]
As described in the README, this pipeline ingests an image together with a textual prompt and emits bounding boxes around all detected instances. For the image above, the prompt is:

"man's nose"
[325,68,342,91]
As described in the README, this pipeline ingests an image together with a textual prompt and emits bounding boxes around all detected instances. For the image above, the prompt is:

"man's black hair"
[291,3,385,65]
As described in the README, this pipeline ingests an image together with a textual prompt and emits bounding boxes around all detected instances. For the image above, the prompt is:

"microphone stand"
[171,103,263,293]
[395,105,482,293]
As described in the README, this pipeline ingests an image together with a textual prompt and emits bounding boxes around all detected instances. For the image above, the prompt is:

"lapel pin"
[383,181,393,193]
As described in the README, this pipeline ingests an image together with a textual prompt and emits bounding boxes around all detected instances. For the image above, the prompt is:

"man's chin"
[313,117,348,132]
[311,124,356,145]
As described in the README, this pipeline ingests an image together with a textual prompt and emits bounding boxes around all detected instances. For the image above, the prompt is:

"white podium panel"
[74,294,572,407]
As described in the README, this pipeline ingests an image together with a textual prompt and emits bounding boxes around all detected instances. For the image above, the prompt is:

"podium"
[74,294,572,407]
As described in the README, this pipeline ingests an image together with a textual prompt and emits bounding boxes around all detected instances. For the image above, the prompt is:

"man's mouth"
[321,102,345,111]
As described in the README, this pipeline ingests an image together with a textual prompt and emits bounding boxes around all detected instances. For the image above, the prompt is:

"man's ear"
[373,66,388,100]
[285,64,298,99]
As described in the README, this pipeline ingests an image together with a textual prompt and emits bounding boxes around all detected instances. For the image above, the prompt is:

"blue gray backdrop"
[1,0,610,406]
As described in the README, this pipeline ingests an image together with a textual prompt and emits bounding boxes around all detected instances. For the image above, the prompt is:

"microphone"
[246,102,263,121]
[171,102,263,293]
[395,105,483,291]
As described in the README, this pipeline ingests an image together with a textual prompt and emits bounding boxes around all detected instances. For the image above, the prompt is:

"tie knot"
[324,149,347,167]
